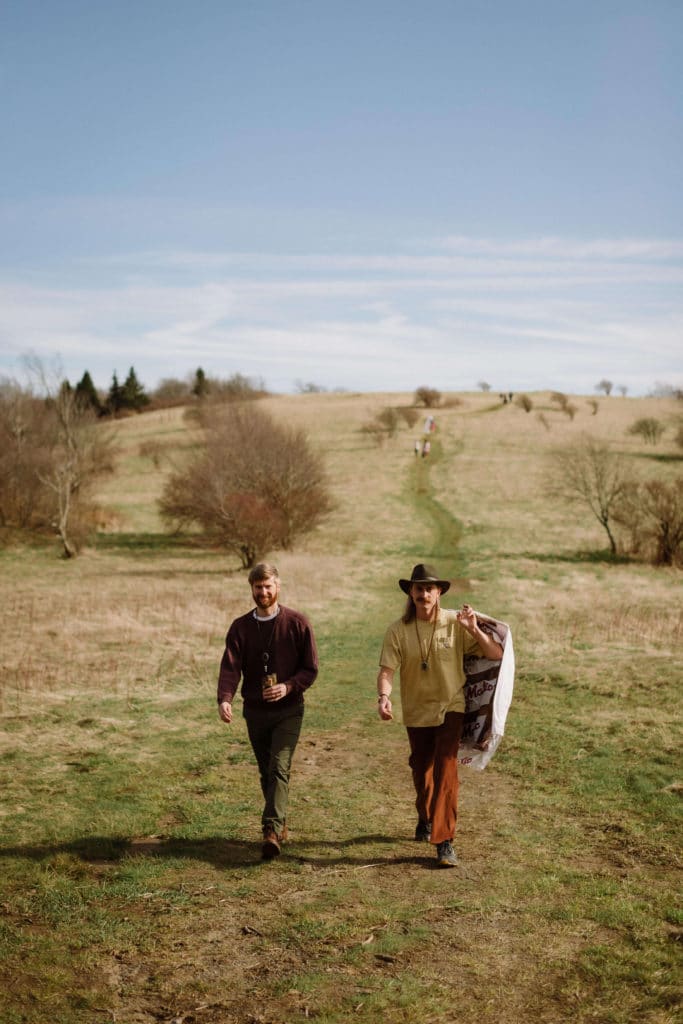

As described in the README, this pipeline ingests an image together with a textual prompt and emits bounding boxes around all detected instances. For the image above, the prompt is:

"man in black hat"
[376,563,502,867]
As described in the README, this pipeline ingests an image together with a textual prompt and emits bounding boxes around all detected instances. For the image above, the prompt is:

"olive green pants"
[245,704,304,834]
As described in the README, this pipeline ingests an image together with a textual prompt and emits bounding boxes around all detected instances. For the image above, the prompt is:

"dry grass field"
[1,390,681,1024]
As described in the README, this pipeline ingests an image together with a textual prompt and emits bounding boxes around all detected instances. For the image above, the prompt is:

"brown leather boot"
[261,827,281,860]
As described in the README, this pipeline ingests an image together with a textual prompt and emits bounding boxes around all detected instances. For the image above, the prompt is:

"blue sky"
[1,0,681,396]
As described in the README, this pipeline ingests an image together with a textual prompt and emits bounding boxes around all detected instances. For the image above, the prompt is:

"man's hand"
[456,604,503,660]
[377,694,393,721]
[455,603,478,634]
[218,700,233,723]
[376,667,395,721]
[263,682,290,703]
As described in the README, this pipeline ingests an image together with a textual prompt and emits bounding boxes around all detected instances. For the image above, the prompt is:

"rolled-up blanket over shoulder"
[458,614,515,770]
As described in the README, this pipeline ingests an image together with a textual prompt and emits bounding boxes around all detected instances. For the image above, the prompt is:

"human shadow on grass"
[0,833,434,870]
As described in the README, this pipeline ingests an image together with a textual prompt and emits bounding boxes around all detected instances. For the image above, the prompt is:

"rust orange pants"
[406,711,464,845]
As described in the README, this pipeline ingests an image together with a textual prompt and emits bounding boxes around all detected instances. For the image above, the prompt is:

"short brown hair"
[248,562,279,584]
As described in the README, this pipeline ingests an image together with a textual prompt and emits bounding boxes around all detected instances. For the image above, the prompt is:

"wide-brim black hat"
[399,563,451,595]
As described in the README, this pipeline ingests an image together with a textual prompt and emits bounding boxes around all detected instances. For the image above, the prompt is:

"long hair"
[402,596,417,624]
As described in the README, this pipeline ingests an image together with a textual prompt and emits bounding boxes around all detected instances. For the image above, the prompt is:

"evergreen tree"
[192,367,209,399]
[106,372,124,415]
[74,371,102,415]
[121,367,149,412]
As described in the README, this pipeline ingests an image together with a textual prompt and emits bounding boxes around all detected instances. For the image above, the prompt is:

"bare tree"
[1,362,116,555]
[477,381,491,392]
[30,362,116,556]
[551,436,628,556]
[0,380,51,528]
[615,478,683,566]
[596,379,613,396]
[159,403,332,567]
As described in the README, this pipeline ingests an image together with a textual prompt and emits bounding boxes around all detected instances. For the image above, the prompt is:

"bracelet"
[377,694,390,701]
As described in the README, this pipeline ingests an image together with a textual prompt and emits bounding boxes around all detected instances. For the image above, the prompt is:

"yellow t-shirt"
[379,609,482,727]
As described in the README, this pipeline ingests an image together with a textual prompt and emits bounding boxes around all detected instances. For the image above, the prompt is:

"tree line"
[68,366,267,417]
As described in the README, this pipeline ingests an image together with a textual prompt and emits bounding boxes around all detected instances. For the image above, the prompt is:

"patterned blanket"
[458,614,515,770]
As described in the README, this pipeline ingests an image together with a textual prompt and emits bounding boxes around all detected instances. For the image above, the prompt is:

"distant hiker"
[376,564,503,868]
[414,439,420,456]
[423,414,434,433]
[217,563,318,860]
[421,439,431,458]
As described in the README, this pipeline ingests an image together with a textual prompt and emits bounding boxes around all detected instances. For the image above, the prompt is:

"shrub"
[376,407,400,437]
[414,387,441,408]
[183,373,268,415]
[398,407,419,428]
[151,377,192,408]
[441,394,464,409]
[210,373,267,401]
[628,417,665,445]
[550,391,569,410]
[515,394,533,413]
[360,421,388,446]
[615,478,683,566]
[159,403,332,568]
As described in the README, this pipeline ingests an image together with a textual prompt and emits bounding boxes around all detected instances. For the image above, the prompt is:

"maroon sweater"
[217,605,318,712]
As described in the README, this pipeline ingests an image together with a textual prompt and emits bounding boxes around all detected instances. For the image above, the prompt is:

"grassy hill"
[1,391,681,1024]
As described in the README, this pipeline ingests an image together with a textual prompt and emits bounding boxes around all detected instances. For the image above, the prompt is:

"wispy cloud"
[1,235,681,395]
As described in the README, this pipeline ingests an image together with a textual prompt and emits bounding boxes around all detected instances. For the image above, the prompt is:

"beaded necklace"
[414,614,438,671]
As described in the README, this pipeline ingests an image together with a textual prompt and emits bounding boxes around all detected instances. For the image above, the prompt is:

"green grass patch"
[1,393,681,1024]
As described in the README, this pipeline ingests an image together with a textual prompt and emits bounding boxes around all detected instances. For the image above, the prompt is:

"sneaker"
[261,828,281,860]
[414,819,432,842]
[436,840,458,868]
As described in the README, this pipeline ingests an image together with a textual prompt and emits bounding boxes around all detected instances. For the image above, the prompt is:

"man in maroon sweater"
[217,563,318,860]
